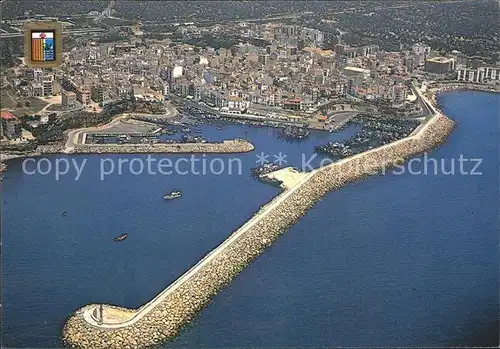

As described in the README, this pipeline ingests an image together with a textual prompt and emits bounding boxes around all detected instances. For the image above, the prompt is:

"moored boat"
[251,163,280,176]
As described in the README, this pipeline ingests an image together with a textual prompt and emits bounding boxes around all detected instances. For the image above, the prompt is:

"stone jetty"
[37,139,254,155]
[62,112,455,349]
[2,139,254,160]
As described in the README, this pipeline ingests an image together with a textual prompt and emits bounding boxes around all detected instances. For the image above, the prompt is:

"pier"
[62,110,455,348]
[38,139,254,155]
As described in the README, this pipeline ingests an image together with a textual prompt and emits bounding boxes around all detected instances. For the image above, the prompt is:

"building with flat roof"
[392,84,408,104]
[457,67,500,84]
[76,86,91,106]
[424,57,455,74]
[91,85,104,103]
[343,66,371,79]
[283,97,302,111]
[62,90,77,109]
[343,67,371,96]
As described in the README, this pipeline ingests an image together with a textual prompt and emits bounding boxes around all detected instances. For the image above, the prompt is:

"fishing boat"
[163,189,182,200]
[251,163,280,176]
[113,233,128,242]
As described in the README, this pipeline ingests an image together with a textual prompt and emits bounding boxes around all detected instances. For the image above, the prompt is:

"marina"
[315,115,421,160]
[278,126,311,140]
[61,107,456,348]
[2,91,498,349]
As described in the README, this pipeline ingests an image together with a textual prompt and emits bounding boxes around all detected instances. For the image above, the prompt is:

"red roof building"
[1,111,17,120]
[1,110,21,139]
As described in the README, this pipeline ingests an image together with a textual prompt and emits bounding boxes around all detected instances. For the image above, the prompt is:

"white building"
[457,67,500,84]
[343,66,371,80]
[172,66,183,78]
[412,43,431,56]
[412,43,431,66]
[34,68,44,82]
[343,67,371,95]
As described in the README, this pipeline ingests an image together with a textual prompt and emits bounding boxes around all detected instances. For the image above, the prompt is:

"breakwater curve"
[62,111,455,349]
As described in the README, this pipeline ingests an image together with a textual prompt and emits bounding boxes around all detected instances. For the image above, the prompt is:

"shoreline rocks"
[61,112,455,349]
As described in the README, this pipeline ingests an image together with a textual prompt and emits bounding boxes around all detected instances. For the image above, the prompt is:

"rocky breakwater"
[62,113,454,349]
[69,139,254,154]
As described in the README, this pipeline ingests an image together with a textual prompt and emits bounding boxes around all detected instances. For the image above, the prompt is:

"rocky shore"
[62,112,455,349]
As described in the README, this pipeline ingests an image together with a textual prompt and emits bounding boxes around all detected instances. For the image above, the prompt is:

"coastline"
[61,92,457,348]
[425,82,500,108]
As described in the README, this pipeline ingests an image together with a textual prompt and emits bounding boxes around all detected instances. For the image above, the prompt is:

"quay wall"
[62,113,455,349]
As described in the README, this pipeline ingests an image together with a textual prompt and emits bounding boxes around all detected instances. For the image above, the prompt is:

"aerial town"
[1,1,498,154]
[1,2,499,349]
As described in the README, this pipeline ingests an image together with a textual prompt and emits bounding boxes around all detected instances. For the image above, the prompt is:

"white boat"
[163,190,182,200]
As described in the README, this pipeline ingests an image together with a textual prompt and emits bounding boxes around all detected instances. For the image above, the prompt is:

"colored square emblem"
[24,22,62,68]
[31,30,56,62]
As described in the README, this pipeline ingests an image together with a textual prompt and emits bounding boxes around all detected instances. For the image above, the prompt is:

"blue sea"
[1,91,498,348]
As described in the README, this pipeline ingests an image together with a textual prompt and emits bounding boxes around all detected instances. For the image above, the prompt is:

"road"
[410,81,436,117]
[0,28,106,39]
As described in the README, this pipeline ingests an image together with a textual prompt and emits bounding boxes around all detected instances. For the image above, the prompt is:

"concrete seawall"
[62,112,455,349]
